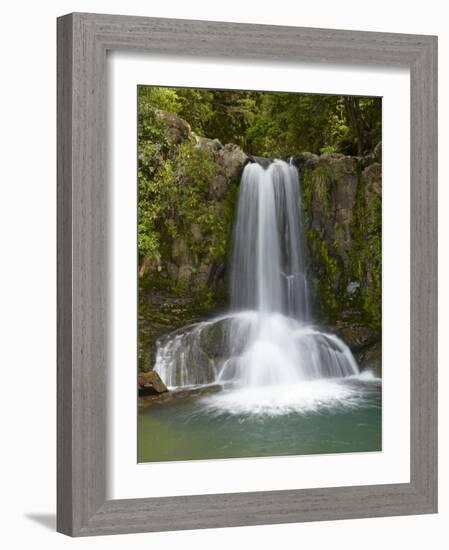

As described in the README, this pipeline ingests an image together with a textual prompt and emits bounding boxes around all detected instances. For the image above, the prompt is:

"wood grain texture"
[409,37,438,508]
[57,12,438,536]
[57,13,74,536]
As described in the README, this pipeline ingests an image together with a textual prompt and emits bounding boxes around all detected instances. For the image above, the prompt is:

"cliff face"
[292,148,381,329]
[138,110,381,374]
[139,109,248,292]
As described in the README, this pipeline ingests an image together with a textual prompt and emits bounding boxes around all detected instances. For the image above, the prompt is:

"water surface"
[138,375,381,462]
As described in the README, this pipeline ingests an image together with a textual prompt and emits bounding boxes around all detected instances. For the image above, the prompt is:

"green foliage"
[137,92,237,297]
[138,86,381,157]
[246,93,338,156]
[176,88,215,134]
[137,102,170,259]
[138,86,182,114]
[138,134,222,258]
[170,142,233,272]
[204,91,257,149]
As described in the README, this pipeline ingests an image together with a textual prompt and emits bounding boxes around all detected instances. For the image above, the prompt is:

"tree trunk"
[344,97,369,156]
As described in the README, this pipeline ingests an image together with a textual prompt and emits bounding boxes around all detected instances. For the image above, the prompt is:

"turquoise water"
[138,376,381,463]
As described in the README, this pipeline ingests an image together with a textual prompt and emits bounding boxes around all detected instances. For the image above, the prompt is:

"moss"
[306,228,339,320]
[153,142,237,274]
[301,167,314,211]
[301,158,380,328]
[214,181,239,261]
[312,162,332,210]
[348,170,382,328]
[301,162,332,212]
[301,162,340,321]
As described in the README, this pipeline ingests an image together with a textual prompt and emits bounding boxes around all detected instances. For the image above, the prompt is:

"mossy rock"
[333,325,380,353]
[356,341,382,377]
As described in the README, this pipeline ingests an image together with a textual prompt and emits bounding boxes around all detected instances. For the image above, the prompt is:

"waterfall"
[230,160,310,319]
[154,160,359,392]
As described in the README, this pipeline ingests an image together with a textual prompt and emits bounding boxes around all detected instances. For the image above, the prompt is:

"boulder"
[138,371,168,395]
[155,109,191,145]
[292,152,320,169]
[195,135,223,152]
[199,318,231,358]
[356,341,382,377]
[248,155,272,168]
[215,143,248,179]
[333,325,380,353]
[330,324,381,375]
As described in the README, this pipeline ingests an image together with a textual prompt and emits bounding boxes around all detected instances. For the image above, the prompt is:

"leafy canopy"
[138,85,381,157]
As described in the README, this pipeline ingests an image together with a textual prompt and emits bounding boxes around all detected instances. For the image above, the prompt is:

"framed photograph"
[57,13,437,536]
[136,85,383,464]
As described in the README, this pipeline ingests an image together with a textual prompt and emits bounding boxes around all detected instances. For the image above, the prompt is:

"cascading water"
[230,160,310,319]
[153,159,362,413]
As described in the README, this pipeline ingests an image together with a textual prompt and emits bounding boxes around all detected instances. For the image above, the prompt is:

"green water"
[138,377,381,462]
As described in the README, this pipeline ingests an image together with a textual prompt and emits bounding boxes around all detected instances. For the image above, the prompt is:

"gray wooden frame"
[57,12,438,537]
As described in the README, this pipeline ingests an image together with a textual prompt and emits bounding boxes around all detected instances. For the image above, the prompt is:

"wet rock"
[248,155,272,168]
[330,323,381,375]
[199,318,230,358]
[357,341,382,377]
[138,371,168,395]
[333,324,379,353]
[198,317,250,359]
[139,384,222,409]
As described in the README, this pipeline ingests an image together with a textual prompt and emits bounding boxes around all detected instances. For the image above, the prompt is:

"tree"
[138,85,381,157]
